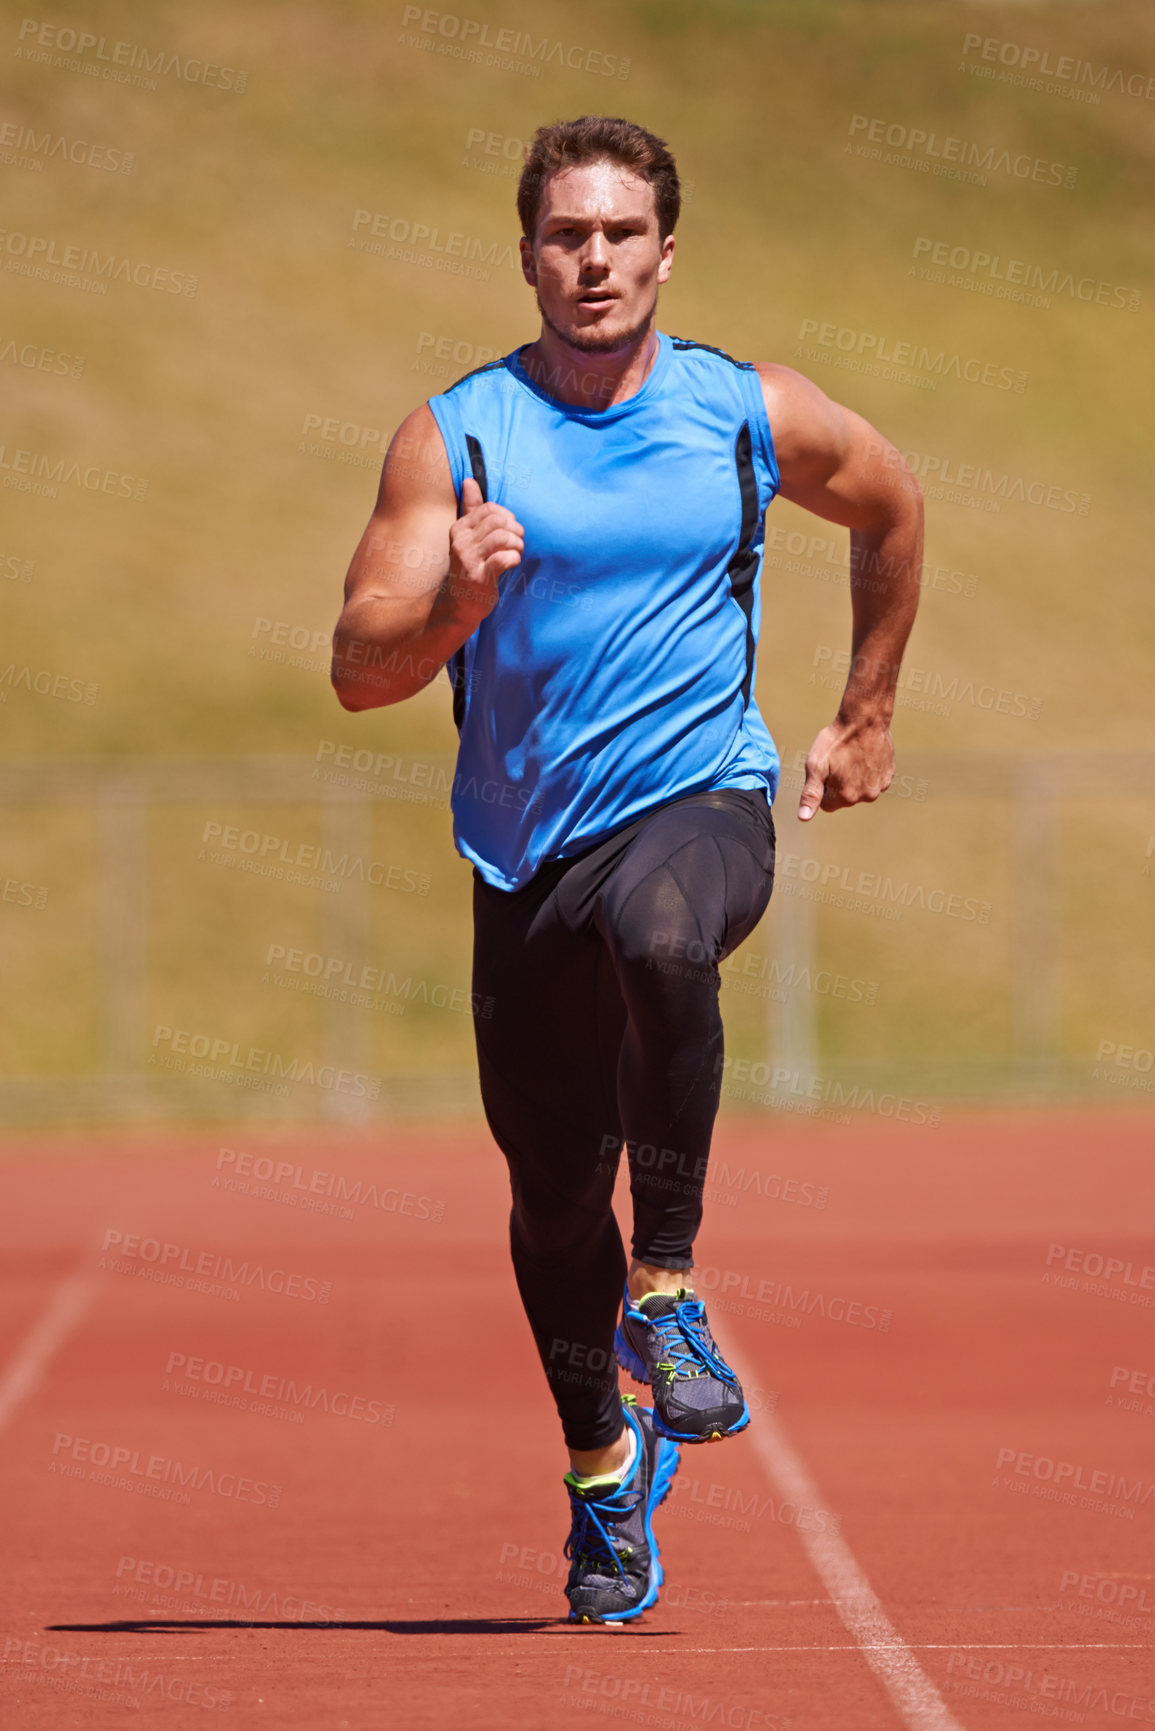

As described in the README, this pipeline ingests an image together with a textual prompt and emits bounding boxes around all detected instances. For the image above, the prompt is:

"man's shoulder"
[750,363,833,433]
[433,354,514,400]
[666,334,757,372]
[664,348,810,400]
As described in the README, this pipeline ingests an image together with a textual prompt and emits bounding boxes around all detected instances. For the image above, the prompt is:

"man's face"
[520,160,675,354]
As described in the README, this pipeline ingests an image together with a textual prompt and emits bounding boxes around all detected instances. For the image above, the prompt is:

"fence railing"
[2,752,1152,1124]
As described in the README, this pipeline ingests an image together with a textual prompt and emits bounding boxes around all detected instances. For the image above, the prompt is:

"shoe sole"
[568,1407,680,1624]
[614,1325,751,1443]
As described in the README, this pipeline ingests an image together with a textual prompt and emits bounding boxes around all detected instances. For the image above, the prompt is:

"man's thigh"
[594,789,776,972]
[471,866,627,1162]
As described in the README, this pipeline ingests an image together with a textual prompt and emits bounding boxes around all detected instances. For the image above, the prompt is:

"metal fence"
[1,752,1152,1125]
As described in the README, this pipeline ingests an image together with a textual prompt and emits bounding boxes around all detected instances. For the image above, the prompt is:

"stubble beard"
[536,288,657,357]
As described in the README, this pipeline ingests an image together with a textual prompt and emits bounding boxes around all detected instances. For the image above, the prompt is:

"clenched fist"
[447,476,525,626]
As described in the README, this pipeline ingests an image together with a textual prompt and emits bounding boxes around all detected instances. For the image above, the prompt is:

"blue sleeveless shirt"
[427,331,780,891]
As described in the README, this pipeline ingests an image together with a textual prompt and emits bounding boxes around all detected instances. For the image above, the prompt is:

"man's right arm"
[331,402,524,711]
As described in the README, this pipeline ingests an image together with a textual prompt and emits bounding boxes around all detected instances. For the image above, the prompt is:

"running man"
[331,116,923,1623]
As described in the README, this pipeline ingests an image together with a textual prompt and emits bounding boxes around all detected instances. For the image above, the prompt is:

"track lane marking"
[713,1322,967,1731]
[532,1643,1155,1651]
[0,1266,102,1438]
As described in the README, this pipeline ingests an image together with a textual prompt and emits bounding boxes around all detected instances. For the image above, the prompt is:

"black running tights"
[472,787,776,1451]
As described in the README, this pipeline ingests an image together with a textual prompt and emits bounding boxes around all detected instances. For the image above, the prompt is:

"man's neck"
[520,323,660,411]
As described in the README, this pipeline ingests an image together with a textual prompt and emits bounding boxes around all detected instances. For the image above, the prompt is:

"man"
[331,116,922,1623]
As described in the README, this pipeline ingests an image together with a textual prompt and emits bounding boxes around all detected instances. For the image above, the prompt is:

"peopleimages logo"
[0,117,133,172]
[15,17,249,92]
[1045,1242,1155,1288]
[164,1351,395,1426]
[51,1431,281,1507]
[0,662,97,703]
[351,208,518,273]
[199,821,429,894]
[911,237,1141,312]
[1059,1568,1155,1614]
[151,1023,382,1099]
[214,1146,446,1221]
[560,1667,789,1730]
[113,1554,344,1623]
[0,337,85,376]
[2,1639,234,1714]
[100,1228,332,1303]
[867,439,1090,516]
[945,1652,1155,1723]
[798,317,1026,393]
[960,33,1155,103]
[997,1440,1155,1509]
[398,8,632,79]
[693,1264,893,1330]
[847,113,1077,187]
[669,1472,841,1536]
[0,227,197,293]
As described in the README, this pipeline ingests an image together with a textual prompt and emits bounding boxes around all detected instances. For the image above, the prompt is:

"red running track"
[0,1110,1153,1730]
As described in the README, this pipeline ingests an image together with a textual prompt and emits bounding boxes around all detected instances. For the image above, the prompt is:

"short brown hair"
[517,116,681,243]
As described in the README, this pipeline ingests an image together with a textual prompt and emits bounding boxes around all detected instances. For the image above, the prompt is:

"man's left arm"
[757,364,924,822]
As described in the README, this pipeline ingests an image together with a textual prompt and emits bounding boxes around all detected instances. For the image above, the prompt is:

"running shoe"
[615,1286,749,1442]
[563,1394,680,1623]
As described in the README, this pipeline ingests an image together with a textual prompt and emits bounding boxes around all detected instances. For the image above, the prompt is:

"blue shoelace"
[565,1481,640,1581]
[647,1299,734,1382]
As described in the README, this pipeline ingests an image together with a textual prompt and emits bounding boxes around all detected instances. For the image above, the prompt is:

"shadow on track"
[48,1617,674,1636]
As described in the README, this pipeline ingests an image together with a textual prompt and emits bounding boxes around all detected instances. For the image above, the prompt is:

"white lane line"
[0,1267,101,1438]
[537,1643,1155,1652]
[713,1323,967,1731]
[423,1644,1155,1654]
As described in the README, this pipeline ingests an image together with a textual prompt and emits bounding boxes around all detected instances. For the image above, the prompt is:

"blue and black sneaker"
[563,1394,680,1623]
[615,1286,749,1443]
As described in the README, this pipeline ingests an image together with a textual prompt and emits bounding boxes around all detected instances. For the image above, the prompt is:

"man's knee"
[614,915,722,1008]
[640,926,720,971]
[511,1183,615,1262]
[604,880,719,979]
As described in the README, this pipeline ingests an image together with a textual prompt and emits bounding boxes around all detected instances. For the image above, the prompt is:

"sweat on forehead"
[541,160,656,216]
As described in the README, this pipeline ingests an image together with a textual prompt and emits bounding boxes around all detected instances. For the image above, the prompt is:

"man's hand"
[798,715,895,821]
[448,476,525,626]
